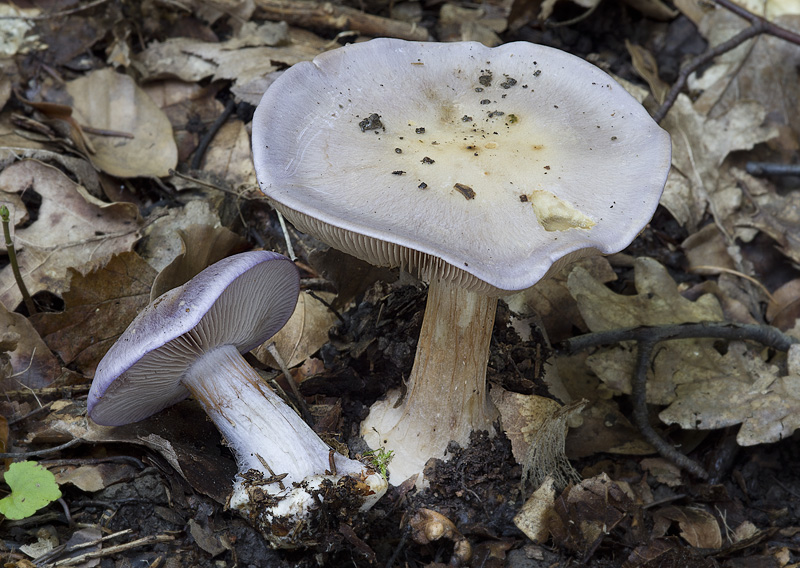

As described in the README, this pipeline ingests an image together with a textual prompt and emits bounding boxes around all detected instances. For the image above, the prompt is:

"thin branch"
[562,322,798,478]
[562,322,797,353]
[632,338,708,478]
[652,0,800,123]
[0,438,81,459]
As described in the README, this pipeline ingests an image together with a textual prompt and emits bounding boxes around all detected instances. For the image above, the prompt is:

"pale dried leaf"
[0,301,60,390]
[150,225,249,301]
[138,201,221,272]
[569,258,725,404]
[659,343,800,446]
[254,291,338,369]
[514,477,556,543]
[654,506,722,549]
[66,69,178,178]
[0,160,140,310]
[200,120,257,187]
[660,95,777,230]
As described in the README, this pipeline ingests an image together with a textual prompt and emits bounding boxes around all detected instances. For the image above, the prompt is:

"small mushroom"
[251,39,671,484]
[87,251,387,547]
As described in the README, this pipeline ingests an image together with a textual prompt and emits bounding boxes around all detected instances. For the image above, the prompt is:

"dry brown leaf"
[135,27,323,105]
[150,225,250,300]
[0,160,140,310]
[549,473,635,554]
[138,201,222,272]
[513,477,556,543]
[27,399,237,504]
[65,68,178,178]
[684,0,800,147]
[0,301,60,391]
[660,95,777,231]
[727,168,800,266]
[659,342,800,446]
[767,278,800,330]
[200,120,257,187]
[490,388,564,463]
[29,252,156,376]
[254,291,338,369]
[653,506,722,549]
[569,258,725,404]
[569,257,723,332]
[506,255,616,343]
[54,462,139,492]
[625,40,669,104]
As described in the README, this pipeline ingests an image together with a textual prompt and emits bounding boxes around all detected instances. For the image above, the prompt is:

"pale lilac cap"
[252,39,671,294]
[88,251,299,426]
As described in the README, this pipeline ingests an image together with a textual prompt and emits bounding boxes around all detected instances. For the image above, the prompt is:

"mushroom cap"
[252,39,671,294]
[88,251,299,426]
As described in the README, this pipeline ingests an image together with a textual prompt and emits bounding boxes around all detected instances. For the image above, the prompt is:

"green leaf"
[0,461,62,520]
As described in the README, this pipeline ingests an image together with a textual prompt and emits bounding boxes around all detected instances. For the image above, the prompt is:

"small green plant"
[0,461,62,520]
[363,447,394,480]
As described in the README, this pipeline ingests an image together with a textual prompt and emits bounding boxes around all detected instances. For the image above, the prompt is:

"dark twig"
[0,438,82,459]
[633,338,708,478]
[746,162,800,177]
[652,0,800,124]
[562,322,798,478]
[191,98,236,171]
[562,322,797,353]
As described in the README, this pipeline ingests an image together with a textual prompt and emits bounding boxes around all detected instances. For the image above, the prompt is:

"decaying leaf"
[505,255,616,343]
[547,473,635,555]
[199,120,257,187]
[492,389,582,490]
[659,342,800,446]
[514,476,556,543]
[26,399,237,504]
[134,26,324,105]
[653,506,722,549]
[66,68,178,178]
[569,258,725,404]
[150,225,249,300]
[0,160,140,310]
[254,291,338,369]
[660,95,777,231]
[137,201,222,273]
[54,462,139,493]
[29,252,157,376]
[0,301,60,391]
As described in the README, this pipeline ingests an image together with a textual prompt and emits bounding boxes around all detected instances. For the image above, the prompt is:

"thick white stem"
[183,344,387,548]
[185,345,342,486]
[362,279,499,484]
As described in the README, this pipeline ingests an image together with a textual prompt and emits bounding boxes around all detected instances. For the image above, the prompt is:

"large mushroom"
[87,251,387,547]
[251,39,671,484]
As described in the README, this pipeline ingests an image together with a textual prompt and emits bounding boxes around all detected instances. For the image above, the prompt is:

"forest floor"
[1,0,800,567]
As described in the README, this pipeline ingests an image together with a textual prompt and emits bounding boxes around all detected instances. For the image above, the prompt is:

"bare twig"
[652,0,800,123]
[746,162,800,177]
[191,98,236,171]
[0,438,82,459]
[253,0,430,41]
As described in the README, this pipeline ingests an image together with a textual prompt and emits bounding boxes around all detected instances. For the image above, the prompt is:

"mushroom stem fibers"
[362,278,500,484]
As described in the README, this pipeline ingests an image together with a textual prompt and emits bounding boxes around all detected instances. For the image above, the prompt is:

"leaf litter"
[1,0,800,567]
